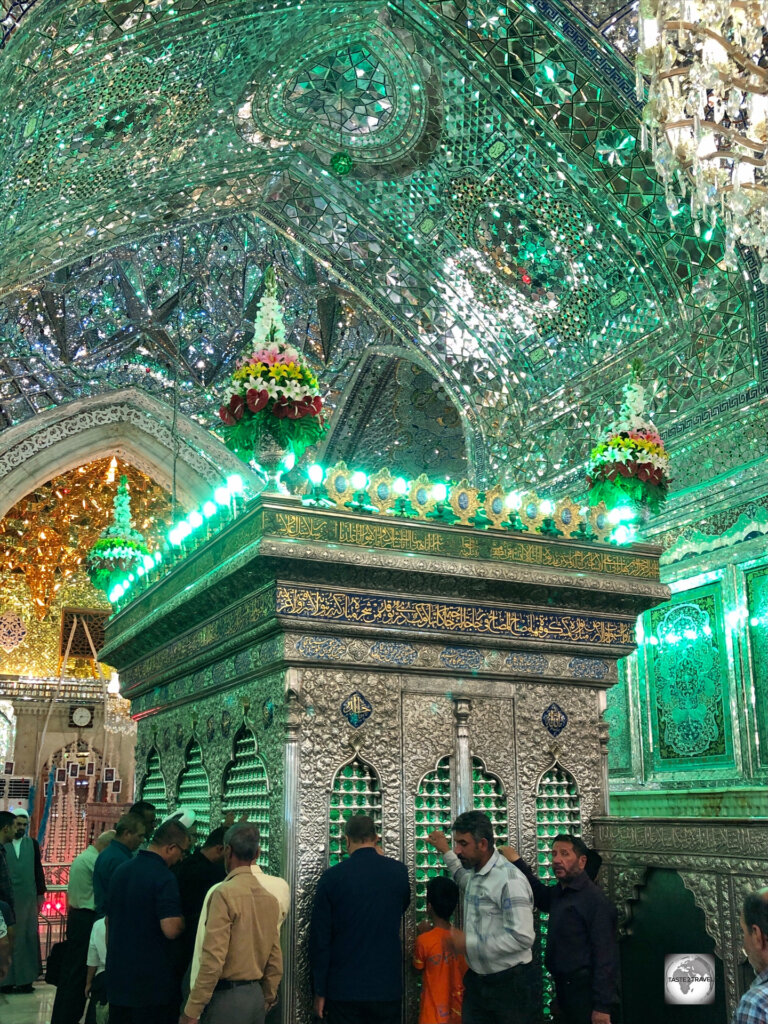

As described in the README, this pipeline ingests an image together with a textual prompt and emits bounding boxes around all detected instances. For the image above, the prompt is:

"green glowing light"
[506,491,522,509]
[154,550,163,564]
[308,464,324,485]
[608,505,636,524]
[432,483,448,501]
[226,474,244,494]
[392,477,408,495]
[142,555,154,570]
[188,510,203,529]
[282,452,296,471]
[539,499,554,516]
[214,486,230,506]
[351,471,367,490]
[611,524,635,545]
[202,501,217,518]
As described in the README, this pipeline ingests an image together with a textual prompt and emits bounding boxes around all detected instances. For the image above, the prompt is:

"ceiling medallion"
[234,12,439,174]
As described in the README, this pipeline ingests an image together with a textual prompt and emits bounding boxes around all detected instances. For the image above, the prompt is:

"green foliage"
[588,475,667,514]
[223,409,328,462]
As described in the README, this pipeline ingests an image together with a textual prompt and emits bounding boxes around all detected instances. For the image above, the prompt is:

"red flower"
[219,405,236,425]
[285,402,303,420]
[229,394,245,421]
[310,396,323,415]
[246,388,269,413]
[294,399,314,418]
[272,401,290,419]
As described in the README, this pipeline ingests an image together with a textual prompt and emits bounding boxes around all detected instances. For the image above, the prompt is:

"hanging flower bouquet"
[218,266,327,462]
[587,363,670,514]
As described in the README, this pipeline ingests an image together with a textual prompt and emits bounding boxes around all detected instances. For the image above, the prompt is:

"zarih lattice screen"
[535,763,582,1018]
[140,749,168,820]
[328,757,382,867]
[222,728,270,867]
[177,741,210,839]
[472,756,508,846]
[414,756,452,916]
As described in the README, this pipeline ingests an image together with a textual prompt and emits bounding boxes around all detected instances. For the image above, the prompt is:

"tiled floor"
[0,983,55,1024]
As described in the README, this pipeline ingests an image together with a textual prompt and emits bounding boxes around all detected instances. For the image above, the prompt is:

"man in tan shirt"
[180,823,282,1024]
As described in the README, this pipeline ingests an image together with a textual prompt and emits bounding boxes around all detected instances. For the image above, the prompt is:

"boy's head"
[426,876,460,923]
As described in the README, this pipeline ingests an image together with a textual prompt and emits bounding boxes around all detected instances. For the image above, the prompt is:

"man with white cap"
[0,807,46,993]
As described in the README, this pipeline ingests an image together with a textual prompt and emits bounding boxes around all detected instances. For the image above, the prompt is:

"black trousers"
[50,908,96,1024]
[462,963,535,1024]
[109,1004,178,1024]
[325,998,401,1024]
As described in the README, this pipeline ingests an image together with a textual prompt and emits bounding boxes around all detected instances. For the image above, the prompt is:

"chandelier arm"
[663,117,767,154]
[664,20,768,84]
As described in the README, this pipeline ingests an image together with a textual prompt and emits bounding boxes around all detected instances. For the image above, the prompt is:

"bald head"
[95,830,115,852]
[742,887,768,974]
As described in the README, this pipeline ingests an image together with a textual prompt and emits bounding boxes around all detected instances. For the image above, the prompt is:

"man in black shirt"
[500,834,618,1024]
[309,814,410,1023]
[171,826,227,982]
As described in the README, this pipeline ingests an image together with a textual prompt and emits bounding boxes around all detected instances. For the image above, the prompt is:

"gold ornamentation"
[449,479,480,526]
[518,491,545,533]
[408,474,436,519]
[483,484,508,529]
[324,461,353,509]
[0,457,171,618]
[553,498,584,538]
[366,469,396,514]
[276,583,635,646]
[589,502,612,543]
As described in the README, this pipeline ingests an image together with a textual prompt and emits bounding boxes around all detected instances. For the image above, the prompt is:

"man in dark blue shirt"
[500,834,618,1024]
[105,818,190,1024]
[93,813,146,916]
[310,814,410,1024]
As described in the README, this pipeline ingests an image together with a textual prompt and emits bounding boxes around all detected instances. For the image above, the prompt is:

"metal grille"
[472,757,508,846]
[222,729,270,867]
[140,750,167,819]
[414,755,452,916]
[177,742,210,838]
[328,758,381,866]
[535,764,582,1018]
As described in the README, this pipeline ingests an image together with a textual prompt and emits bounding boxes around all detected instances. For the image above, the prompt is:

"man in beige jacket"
[180,823,282,1024]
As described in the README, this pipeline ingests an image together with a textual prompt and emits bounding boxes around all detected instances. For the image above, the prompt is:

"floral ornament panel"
[0,611,27,654]
[542,702,568,737]
[340,690,373,729]
[647,591,729,762]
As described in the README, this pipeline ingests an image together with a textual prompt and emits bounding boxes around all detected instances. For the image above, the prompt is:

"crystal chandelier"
[638,0,768,276]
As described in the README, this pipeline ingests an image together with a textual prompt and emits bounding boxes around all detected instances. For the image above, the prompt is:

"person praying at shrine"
[0,807,46,994]
[413,875,467,1024]
[427,811,535,1024]
[51,829,115,1024]
[499,835,619,1024]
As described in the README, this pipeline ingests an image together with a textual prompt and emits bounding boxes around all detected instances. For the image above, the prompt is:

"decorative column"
[597,690,610,816]
[453,698,472,815]
[281,675,302,1024]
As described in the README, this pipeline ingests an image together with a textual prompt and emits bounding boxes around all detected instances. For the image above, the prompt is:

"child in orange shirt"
[413,876,467,1024]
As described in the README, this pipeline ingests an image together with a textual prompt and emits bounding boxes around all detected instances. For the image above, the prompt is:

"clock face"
[72,706,92,728]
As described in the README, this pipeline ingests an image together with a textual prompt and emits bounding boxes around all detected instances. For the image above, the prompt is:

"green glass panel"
[140,749,168,820]
[746,565,768,768]
[414,756,452,917]
[329,757,381,867]
[177,741,210,838]
[535,765,582,1019]
[645,585,732,768]
[221,729,270,868]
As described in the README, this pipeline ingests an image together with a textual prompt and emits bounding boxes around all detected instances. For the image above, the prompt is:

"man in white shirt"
[84,916,107,1024]
[427,810,535,1023]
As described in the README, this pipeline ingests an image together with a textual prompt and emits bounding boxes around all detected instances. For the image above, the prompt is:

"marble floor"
[0,983,55,1023]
